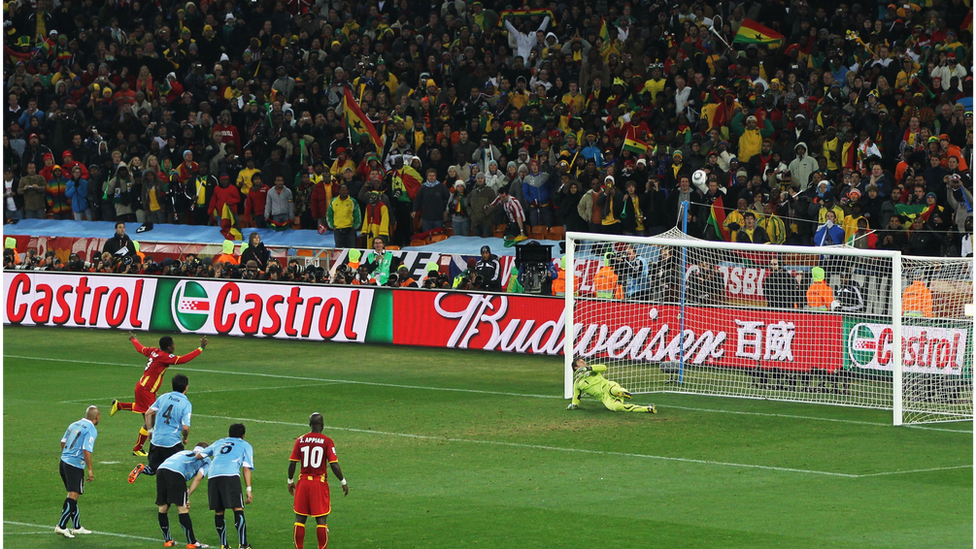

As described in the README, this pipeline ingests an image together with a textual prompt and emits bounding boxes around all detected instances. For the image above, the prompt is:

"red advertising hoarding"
[392,291,843,371]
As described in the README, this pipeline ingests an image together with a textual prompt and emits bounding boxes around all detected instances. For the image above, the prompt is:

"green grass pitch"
[3,325,972,549]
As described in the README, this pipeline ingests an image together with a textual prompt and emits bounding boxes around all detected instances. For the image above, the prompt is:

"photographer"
[422,262,450,289]
[240,233,270,271]
[362,237,394,285]
[102,221,137,259]
[396,265,418,288]
[475,245,501,290]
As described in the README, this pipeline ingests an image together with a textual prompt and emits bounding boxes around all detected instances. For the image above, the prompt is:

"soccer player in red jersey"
[288,413,348,549]
[112,332,208,457]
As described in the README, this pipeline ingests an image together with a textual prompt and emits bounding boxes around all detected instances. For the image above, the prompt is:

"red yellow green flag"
[733,19,784,46]
[343,87,383,152]
[498,8,554,26]
[598,17,609,42]
[622,136,649,155]
[707,195,730,241]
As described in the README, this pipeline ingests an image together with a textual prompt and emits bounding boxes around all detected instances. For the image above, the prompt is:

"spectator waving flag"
[706,195,730,241]
[622,136,649,155]
[498,8,555,26]
[598,17,609,42]
[343,87,383,152]
[733,20,784,46]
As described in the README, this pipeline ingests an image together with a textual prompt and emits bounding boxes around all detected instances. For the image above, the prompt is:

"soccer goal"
[563,228,974,426]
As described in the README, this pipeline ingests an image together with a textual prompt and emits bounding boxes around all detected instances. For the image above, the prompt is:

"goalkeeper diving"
[568,358,657,413]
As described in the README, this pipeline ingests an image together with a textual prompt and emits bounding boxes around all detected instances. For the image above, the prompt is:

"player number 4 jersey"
[290,433,338,477]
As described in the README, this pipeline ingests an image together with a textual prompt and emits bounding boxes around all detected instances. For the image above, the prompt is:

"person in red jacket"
[244,173,269,228]
[209,175,241,238]
[61,151,89,179]
[310,172,334,232]
[212,110,242,152]
[38,152,57,181]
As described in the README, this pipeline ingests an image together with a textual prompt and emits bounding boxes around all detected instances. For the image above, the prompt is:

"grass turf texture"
[3,325,972,549]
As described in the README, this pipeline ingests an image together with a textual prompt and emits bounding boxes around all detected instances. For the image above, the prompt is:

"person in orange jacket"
[551,256,567,296]
[806,267,834,310]
[212,239,240,265]
[593,252,624,299]
[902,271,933,317]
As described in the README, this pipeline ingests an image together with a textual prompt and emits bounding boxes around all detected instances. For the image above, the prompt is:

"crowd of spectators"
[2,0,972,257]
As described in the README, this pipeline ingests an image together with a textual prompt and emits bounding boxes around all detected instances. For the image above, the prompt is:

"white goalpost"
[564,229,974,426]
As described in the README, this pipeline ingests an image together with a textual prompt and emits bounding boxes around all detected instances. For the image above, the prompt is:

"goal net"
[563,229,973,425]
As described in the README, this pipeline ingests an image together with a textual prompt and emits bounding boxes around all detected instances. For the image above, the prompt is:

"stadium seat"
[429,234,448,243]
[529,226,547,239]
[410,239,428,247]
[547,226,566,241]
[493,224,507,238]
[443,227,454,236]
[385,245,400,250]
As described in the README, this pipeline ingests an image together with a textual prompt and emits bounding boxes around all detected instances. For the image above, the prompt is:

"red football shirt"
[133,339,203,394]
[290,432,338,476]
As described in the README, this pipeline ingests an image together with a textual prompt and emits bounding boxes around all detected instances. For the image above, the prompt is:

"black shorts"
[156,469,188,507]
[208,476,243,511]
[148,443,184,475]
[59,461,85,494]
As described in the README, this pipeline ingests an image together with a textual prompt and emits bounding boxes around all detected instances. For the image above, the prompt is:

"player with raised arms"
[113,332,208,457]
[288,412,348,549]
[568,358,657,413]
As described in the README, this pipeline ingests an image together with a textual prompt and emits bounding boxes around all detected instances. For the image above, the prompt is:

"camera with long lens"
[515,242,553,294]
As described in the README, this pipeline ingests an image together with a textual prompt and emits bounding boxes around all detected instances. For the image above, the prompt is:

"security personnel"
[592,252,623,299]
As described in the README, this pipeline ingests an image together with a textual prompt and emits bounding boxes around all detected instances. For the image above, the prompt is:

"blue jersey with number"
[149,391,192,448]
[60,418,98,469]
[200,437,254,478]
[159,450,211,481]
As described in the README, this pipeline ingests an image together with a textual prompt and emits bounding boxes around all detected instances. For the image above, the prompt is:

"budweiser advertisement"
[149,278,375,342]
[392,291,844,371]
[4,272,156,329]
[393,291,566,355]
[846,320,972,376]
[573,300,843,371]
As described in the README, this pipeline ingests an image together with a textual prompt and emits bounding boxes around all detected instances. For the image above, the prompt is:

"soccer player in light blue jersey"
[130,374,193,483]
[196,423,255,549]
[56,405,100,538]
[156,443,212,548]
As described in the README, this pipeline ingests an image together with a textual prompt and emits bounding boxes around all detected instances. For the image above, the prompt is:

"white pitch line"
[7,355,558,400]
[58,383,339,404]
[3,521,159,542]
[4,531,55,535]
[857,464,974,477]
[198,414,868,478]
[8,355,973,433]
[904,424,974,434]
[98,461,121,465]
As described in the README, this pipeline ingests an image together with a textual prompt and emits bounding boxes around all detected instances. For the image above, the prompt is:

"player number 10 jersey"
[290,433,338,476]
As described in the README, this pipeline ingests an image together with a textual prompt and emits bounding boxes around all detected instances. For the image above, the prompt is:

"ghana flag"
[343,87,383,151]
[622,136,649,155]
[498,8,554,26]
[733,19,784,46]
[706,195,730,241]
[598,16,609,42]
